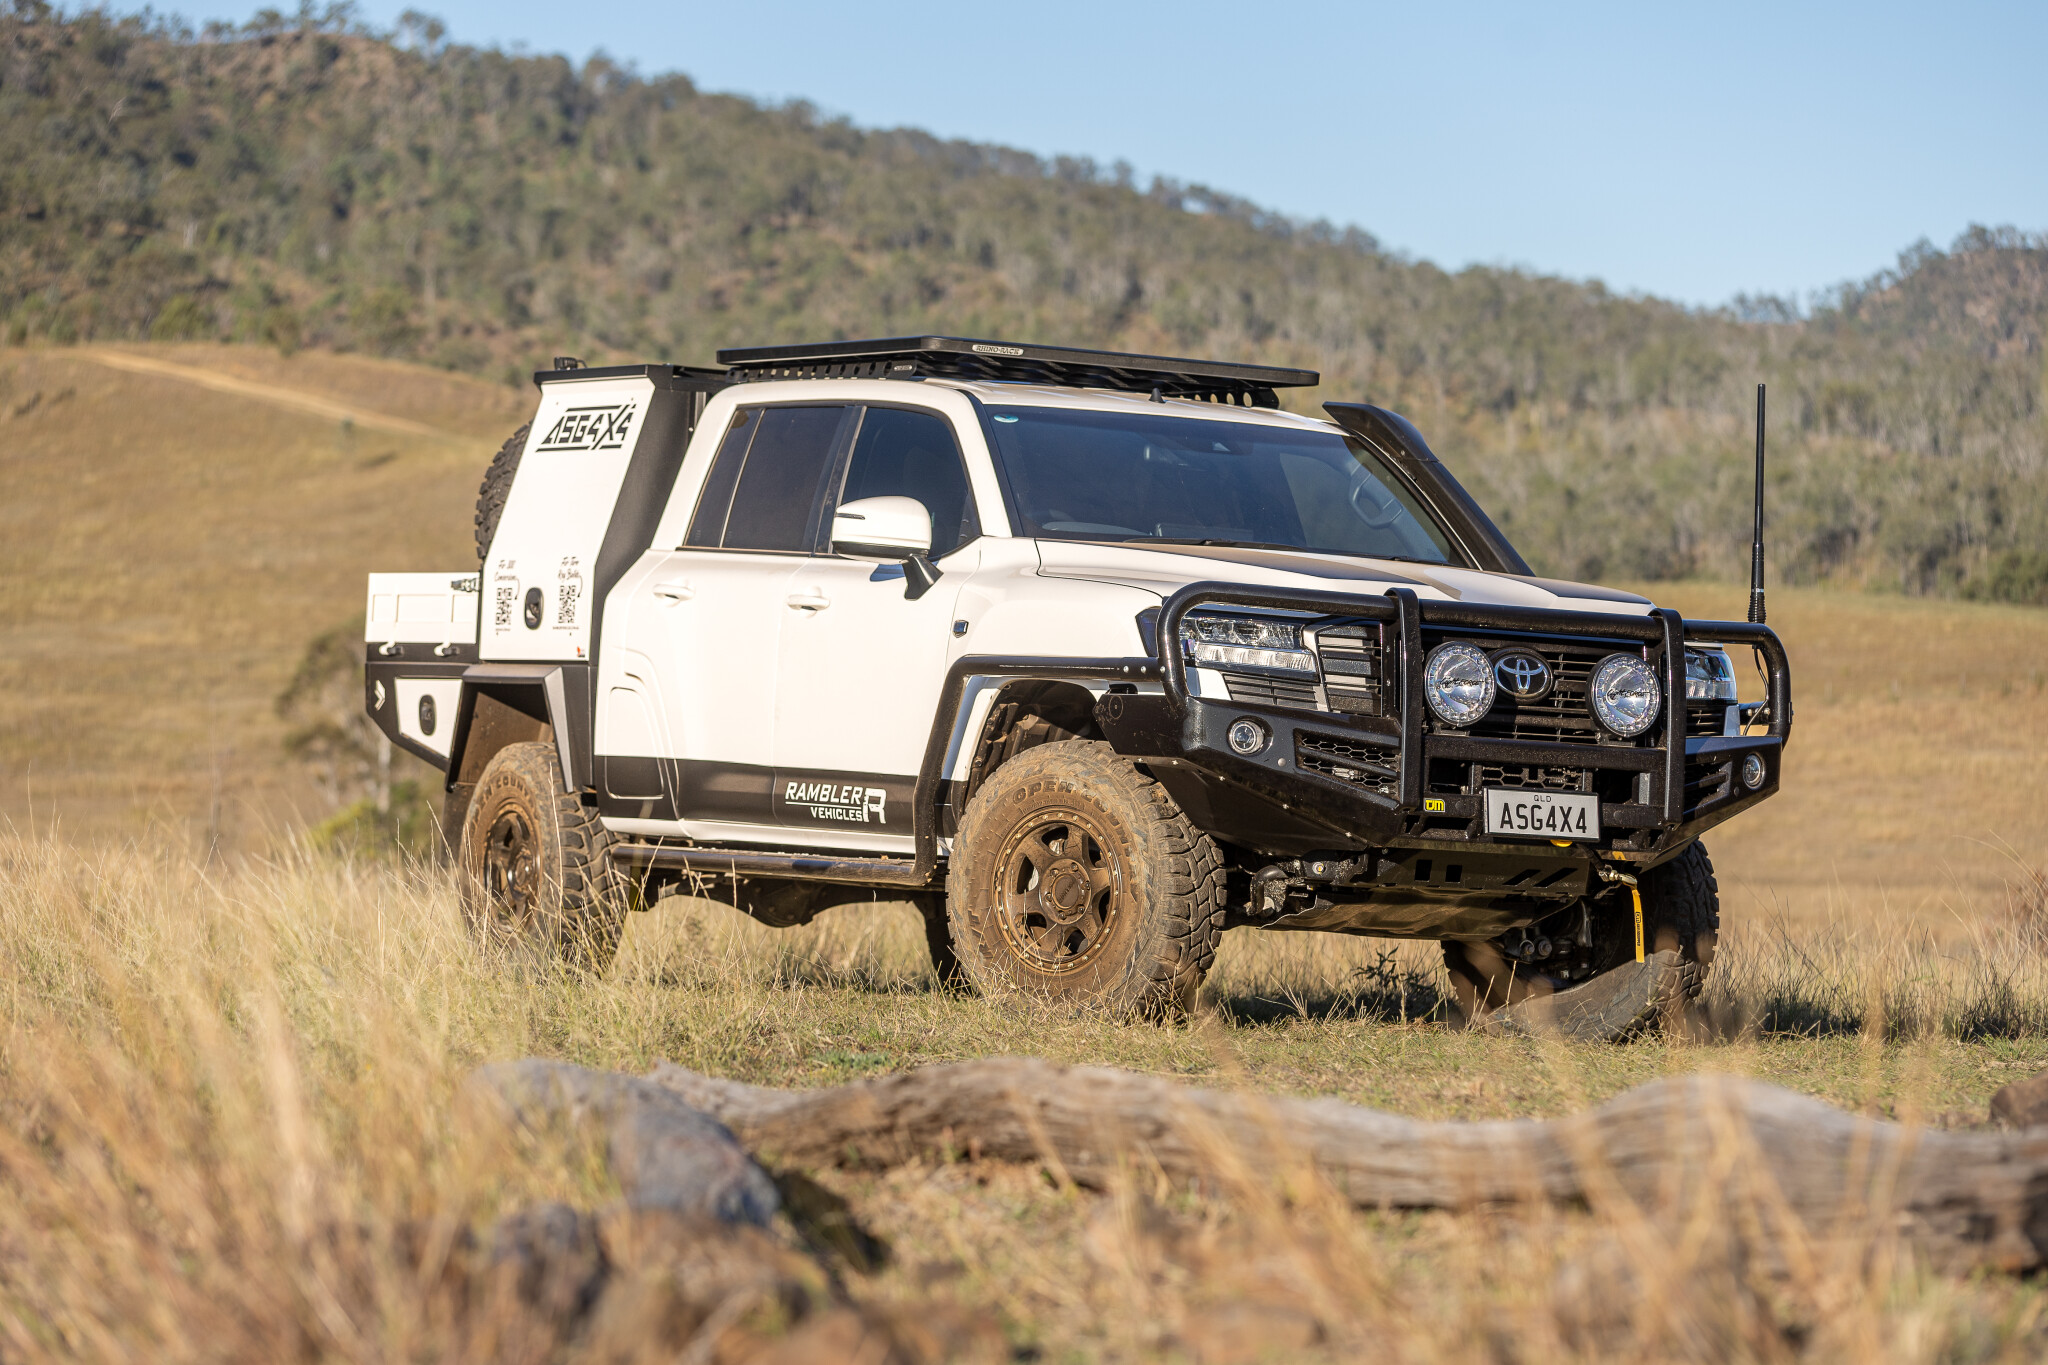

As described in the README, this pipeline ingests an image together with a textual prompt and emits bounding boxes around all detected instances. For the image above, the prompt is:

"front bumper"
[1094,582,1792,865]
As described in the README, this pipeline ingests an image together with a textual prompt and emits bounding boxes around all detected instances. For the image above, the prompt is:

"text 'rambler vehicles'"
[364,336,1791,1023]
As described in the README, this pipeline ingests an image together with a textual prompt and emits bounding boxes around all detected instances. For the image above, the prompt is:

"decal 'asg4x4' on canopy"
[364,336,1790,1030]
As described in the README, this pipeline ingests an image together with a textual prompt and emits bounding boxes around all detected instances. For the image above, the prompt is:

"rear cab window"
[684,405,853,552]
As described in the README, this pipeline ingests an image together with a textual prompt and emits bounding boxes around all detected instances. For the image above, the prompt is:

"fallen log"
[649,1057,2048,1273]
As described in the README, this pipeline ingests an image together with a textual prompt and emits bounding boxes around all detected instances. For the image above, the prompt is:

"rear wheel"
[457,741,628,970]
[947,741,1224,1018]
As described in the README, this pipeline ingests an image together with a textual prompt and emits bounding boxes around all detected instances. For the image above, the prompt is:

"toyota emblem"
[1493,651,1553,701]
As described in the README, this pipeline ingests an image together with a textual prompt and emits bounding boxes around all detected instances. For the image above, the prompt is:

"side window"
[685,405,850,552]
[837,407,980,559]
[684,408,757,548]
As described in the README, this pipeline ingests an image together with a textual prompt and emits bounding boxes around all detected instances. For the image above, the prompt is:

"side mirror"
[830,495,933,559]
[830,495,942,601]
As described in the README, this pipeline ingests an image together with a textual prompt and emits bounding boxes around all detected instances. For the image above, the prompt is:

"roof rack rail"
[715,336,1318,408]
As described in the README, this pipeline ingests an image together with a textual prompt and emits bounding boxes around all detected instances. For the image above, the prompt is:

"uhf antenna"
[1747,383,1767,625]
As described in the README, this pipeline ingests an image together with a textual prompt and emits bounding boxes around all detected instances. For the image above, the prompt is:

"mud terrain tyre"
[1442,840,1721,1022]
[473,423,529,562]
[1591,840,1721,997]
[947,741,1224,1018]
[457,741,628,970]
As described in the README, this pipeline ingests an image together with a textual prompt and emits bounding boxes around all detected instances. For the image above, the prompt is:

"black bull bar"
[1132,582,1793,854]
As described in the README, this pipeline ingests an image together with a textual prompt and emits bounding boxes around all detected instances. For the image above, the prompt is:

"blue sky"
[163,1,2045,306]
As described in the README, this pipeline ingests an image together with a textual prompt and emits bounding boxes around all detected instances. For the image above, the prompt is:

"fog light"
[1590,652,1661,737]
[1740,752,1767,790]
[1227,717,1270,756]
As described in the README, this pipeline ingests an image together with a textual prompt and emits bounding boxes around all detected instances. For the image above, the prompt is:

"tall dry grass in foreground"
[4,831,2048,1361]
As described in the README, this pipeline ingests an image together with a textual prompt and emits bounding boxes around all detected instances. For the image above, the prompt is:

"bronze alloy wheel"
[478,804,542,929]
[947,739,1225,1018]
[992,811,1123,975]
[457,741,629,970]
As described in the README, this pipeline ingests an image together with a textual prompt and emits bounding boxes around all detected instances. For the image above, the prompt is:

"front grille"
[1313,624,1383,716]
[1687,703,1728,736]
[1196,626,1675,773]
[1297,730,1398,796]
[1420,635,1648,744]
[1221,672,1319,708]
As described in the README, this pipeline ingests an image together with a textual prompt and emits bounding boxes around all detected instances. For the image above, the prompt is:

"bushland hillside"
[2,7,2045,598]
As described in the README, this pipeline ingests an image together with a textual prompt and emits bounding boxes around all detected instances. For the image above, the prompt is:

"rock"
[1991,1070,2048,1128]
[467,1058,781,1224]
[1480,950,1686,1041]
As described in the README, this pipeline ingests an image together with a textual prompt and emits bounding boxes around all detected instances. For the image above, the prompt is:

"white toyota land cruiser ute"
[364,336,1791,1024]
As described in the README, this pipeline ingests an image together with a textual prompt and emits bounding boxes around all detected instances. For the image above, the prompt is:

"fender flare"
[444,662,593,794]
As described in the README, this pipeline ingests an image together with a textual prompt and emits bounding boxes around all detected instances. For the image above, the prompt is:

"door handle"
[786,590,832,612]
[652,580,694,603]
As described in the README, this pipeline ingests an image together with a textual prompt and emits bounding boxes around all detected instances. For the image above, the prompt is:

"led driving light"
[1590,653,1662,737]
[1179,615,1315,675]
[1422,642,1496,728]
[1685,647,1739,702]
[1740,753,1767,790]
[1227,717,1270,755]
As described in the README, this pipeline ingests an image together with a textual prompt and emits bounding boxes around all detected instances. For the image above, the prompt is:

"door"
[773,405,983,845]
[597,403,853,830]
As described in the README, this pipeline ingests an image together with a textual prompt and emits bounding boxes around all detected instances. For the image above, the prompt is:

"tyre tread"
[473,423,529,563]
[947,741,1225,1017]
[457,740,626,970]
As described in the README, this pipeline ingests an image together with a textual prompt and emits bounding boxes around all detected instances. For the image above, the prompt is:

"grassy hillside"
[1,9,2044,598]
[0,343,521,849]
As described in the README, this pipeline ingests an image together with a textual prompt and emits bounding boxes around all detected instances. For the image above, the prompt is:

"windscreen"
[982,406,1457,563]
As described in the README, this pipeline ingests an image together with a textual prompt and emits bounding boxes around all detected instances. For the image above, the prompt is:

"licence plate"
[1483,788,1601,841]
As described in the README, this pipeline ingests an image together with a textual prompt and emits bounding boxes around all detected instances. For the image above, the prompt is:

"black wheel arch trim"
[442,662,593,795]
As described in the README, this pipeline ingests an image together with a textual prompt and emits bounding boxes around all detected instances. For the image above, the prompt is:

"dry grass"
[6,831,2048,1361]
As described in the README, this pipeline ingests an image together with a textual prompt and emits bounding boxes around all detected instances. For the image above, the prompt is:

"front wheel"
[457,741,629,970]
[1444,841,1721,1024]
[946,741,1225,1018]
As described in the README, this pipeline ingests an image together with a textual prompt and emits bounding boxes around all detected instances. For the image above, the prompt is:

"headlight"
[1590,653,1662,737]
[1422,641,1496,727]
[1179,616,1315,675]
[1685,647,1738,702]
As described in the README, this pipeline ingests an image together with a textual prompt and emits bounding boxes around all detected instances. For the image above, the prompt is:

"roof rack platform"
[715,336,1317,407]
